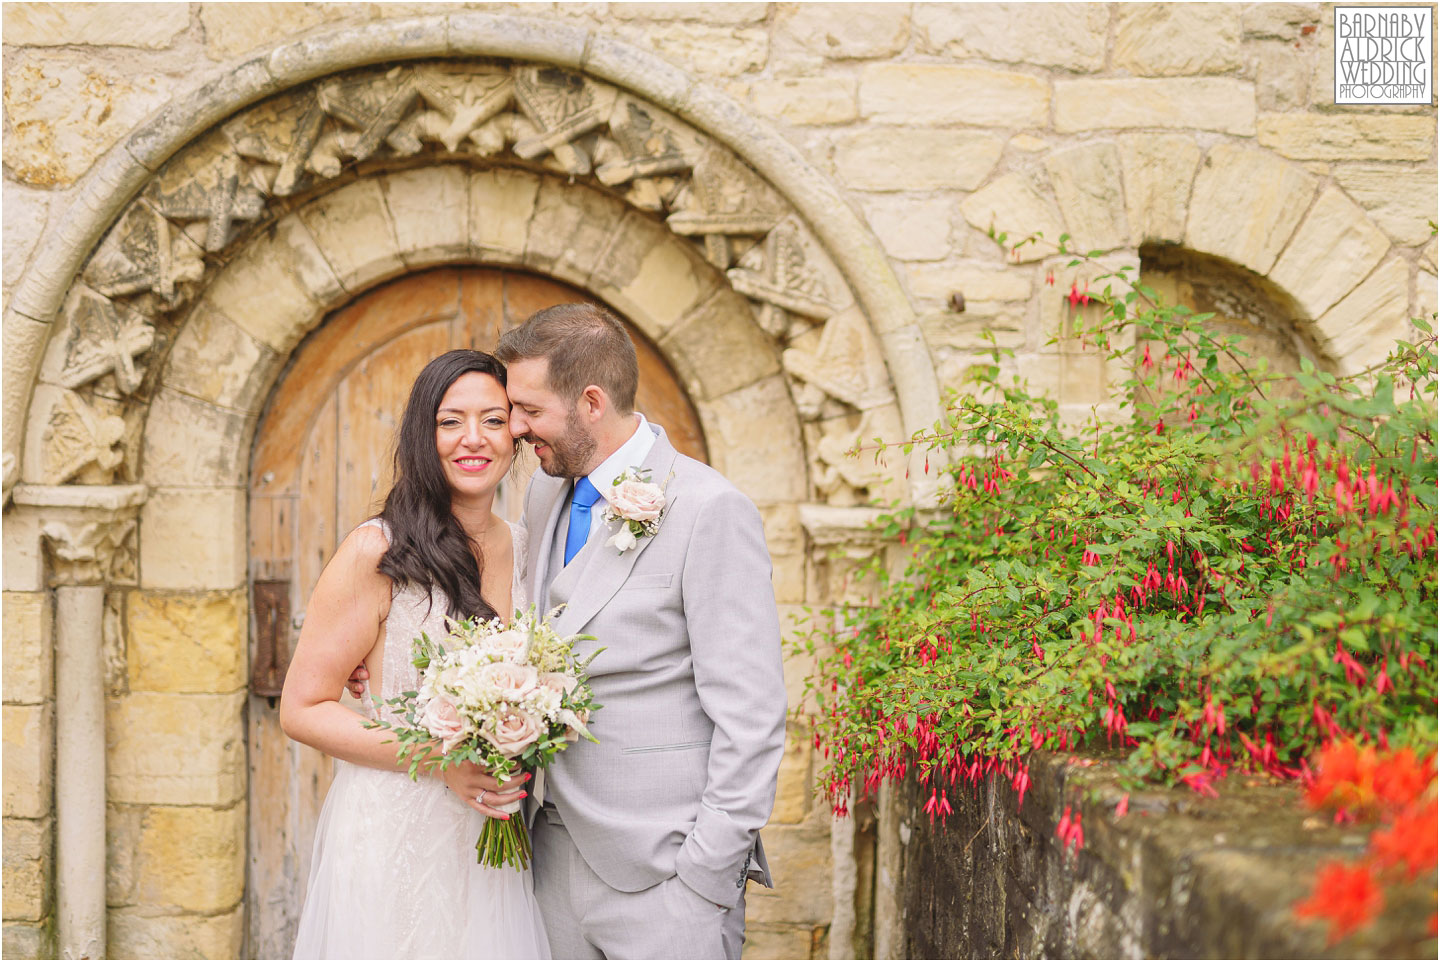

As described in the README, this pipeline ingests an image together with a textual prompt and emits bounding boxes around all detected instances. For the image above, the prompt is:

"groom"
[496,303,787,959]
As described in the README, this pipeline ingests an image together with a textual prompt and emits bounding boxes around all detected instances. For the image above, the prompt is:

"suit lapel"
[553,427,680,637]
[528,473,570,609]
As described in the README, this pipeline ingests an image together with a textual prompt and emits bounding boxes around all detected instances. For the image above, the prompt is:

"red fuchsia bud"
[1155,419,1165,435]
[1251,461,1262,484]
[1165,540,1176,563]
[1046,270,1055,287]
[1115,794,1129,818]
[1374,662,1393,696]
[1142,343,1154,370]
[1187,403,1199,422]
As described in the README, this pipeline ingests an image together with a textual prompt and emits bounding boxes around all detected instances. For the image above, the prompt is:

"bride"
[280,350,551,959]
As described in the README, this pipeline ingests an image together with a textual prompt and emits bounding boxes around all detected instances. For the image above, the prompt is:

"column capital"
[12,484,148,586]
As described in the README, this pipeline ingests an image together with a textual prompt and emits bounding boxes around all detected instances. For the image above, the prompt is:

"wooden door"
[245,267,705,957]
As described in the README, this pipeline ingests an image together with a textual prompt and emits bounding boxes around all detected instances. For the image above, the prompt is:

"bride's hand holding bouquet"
[366,605,601,870]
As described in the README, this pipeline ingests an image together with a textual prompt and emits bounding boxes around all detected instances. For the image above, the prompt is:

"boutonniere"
[600,467,668,554]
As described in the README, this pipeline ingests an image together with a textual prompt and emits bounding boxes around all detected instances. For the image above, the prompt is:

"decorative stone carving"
[783,305,894,412]
[144,145,266,253]
[411,65,514,154]
[223,92,332,197]
[668,145,787,269]
[36,390,126,486]
[47,287,155,395]
[81,201,206,308]
[316,67,425,164]
[596,95,696,187]
[728,215,852,338]
[512,66,620,176]
[40,518,135,586]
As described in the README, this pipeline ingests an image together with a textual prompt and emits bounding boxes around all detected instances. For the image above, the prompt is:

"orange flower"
[1373,748,1435,809]
[1370,797,1438,880]
[1306,740,1379,813]
[1294,861,1384,944]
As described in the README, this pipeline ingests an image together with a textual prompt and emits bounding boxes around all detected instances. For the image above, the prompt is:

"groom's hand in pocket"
[439,761,530,819]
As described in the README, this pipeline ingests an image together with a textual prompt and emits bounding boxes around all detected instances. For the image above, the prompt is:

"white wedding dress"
[292,520,551,960]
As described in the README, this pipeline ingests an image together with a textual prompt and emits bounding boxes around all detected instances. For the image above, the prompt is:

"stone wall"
[894,754,1436,959]
[2,3,1435,959]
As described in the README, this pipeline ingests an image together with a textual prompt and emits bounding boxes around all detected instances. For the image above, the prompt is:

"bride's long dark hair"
[376,349,513,622]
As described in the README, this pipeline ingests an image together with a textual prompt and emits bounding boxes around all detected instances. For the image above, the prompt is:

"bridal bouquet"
[365,606,601,870]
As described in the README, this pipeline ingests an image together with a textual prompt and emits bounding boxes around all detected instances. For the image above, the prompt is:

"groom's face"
[506,357,598,479]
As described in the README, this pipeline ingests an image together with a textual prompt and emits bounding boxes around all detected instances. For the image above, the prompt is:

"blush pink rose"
[538,672,579,698]
[483,709,545,757]
[483,629,529,660]
[478,661,538,698]
[419,697,468,754]
[605,480,665,522]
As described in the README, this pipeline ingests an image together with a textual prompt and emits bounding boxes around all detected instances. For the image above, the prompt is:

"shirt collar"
[587,412,655,494]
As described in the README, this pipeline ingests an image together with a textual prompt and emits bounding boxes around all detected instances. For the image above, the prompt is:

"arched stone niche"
[5,15,941,509]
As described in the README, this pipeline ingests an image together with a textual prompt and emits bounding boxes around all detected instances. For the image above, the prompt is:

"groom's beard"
[527,409,596,479]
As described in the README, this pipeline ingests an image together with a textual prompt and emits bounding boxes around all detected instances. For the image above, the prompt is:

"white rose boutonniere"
[601,467,668,554]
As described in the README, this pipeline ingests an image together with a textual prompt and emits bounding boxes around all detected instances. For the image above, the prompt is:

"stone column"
[12,484,147,961]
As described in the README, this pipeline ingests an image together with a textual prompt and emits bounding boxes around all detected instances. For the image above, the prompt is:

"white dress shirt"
[581,412,655,539]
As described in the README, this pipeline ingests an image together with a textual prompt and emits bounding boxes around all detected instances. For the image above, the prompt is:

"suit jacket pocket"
[621,739,709,755]
[620,573,674,590]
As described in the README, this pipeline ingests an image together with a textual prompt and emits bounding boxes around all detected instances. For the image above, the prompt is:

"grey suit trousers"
[532,806,746,960]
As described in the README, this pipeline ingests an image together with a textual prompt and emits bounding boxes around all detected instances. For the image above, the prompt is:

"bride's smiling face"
[434,372,514,500]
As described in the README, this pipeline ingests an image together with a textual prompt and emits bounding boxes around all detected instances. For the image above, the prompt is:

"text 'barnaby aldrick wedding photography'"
[1335,5,1434,104]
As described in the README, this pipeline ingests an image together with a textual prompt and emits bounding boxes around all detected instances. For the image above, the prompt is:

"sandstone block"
[782,306,894,411]
[2,509,44,594]
[2,921,50,960]
[163,301,278,415]
[1424,239,1437,273]
[110,905,244,960]
[772,734,813,824]
[1333,166,1439,246]
[1114,3,1243,75]
[782,3,909,59]
[201,220,331,355]
[660,289,779,402]
[589,212,718,343]
[126,590,246,694]
[2,182,49,298]
[1,54,170,187]
[2,591,52,705]
[1418,271,1438,319]
[1054,79,1256,135]
[836,129,1003,191]
[1313,258,1411,374]
[141,390,254,489]
[200,3,330,60]
[959,172,1066,262]
[2,816,51,921]
[743,925,814,960]
[1045,142,1128,253]
[913,3,1107,71]
[107,691,246,805]
[1253,41,1312,111]
[135,803,246,913]
[1013,352,1065,399]
[1243,3,1321,38]
[907,263,1033,305]
[383,166,470,268]
[746,823,833,924]
[1271,187,1391,319]
[862,196,954,262]
[698,377,806,506]
[469,167,540,263]
[3,2,189,46]
[750,76,857,126]
[523,179,629,291]
[107,803,142,906]
[921,309,1026,352]
[139,488,246,590]
[1185,143,1317,274]
[2,705,52,819]
[859,64,1049,128]
[610,3,768,23]
[1258,114,1436,161]
[1119,134,1201,246]
[297,179,404,294]
[617,23,768,76]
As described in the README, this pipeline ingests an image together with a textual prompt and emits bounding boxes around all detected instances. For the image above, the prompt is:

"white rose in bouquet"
[477,661,539,700]
[483,628,529,660]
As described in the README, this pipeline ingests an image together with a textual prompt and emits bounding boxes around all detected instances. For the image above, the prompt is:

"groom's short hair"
[496,302,639,414]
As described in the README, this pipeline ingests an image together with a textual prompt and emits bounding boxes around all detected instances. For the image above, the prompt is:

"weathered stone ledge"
[898,752,1435,959]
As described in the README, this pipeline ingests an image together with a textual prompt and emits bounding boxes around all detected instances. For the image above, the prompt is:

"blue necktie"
[564,477,602,565]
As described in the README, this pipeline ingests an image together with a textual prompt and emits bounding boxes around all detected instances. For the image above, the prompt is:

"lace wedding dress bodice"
[361,519,530,726]
[292,519,548,961]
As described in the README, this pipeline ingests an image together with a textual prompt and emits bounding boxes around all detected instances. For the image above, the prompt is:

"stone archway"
[4,22,927,956]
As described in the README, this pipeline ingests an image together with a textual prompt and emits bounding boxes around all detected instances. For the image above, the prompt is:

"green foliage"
[801,255,1438,816]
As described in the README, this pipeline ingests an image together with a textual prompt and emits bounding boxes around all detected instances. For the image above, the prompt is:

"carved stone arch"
[5,13,939,504]
[961,137,1416,377]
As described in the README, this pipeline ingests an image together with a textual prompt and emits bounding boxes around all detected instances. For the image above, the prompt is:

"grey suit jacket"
[521,423,787,908]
